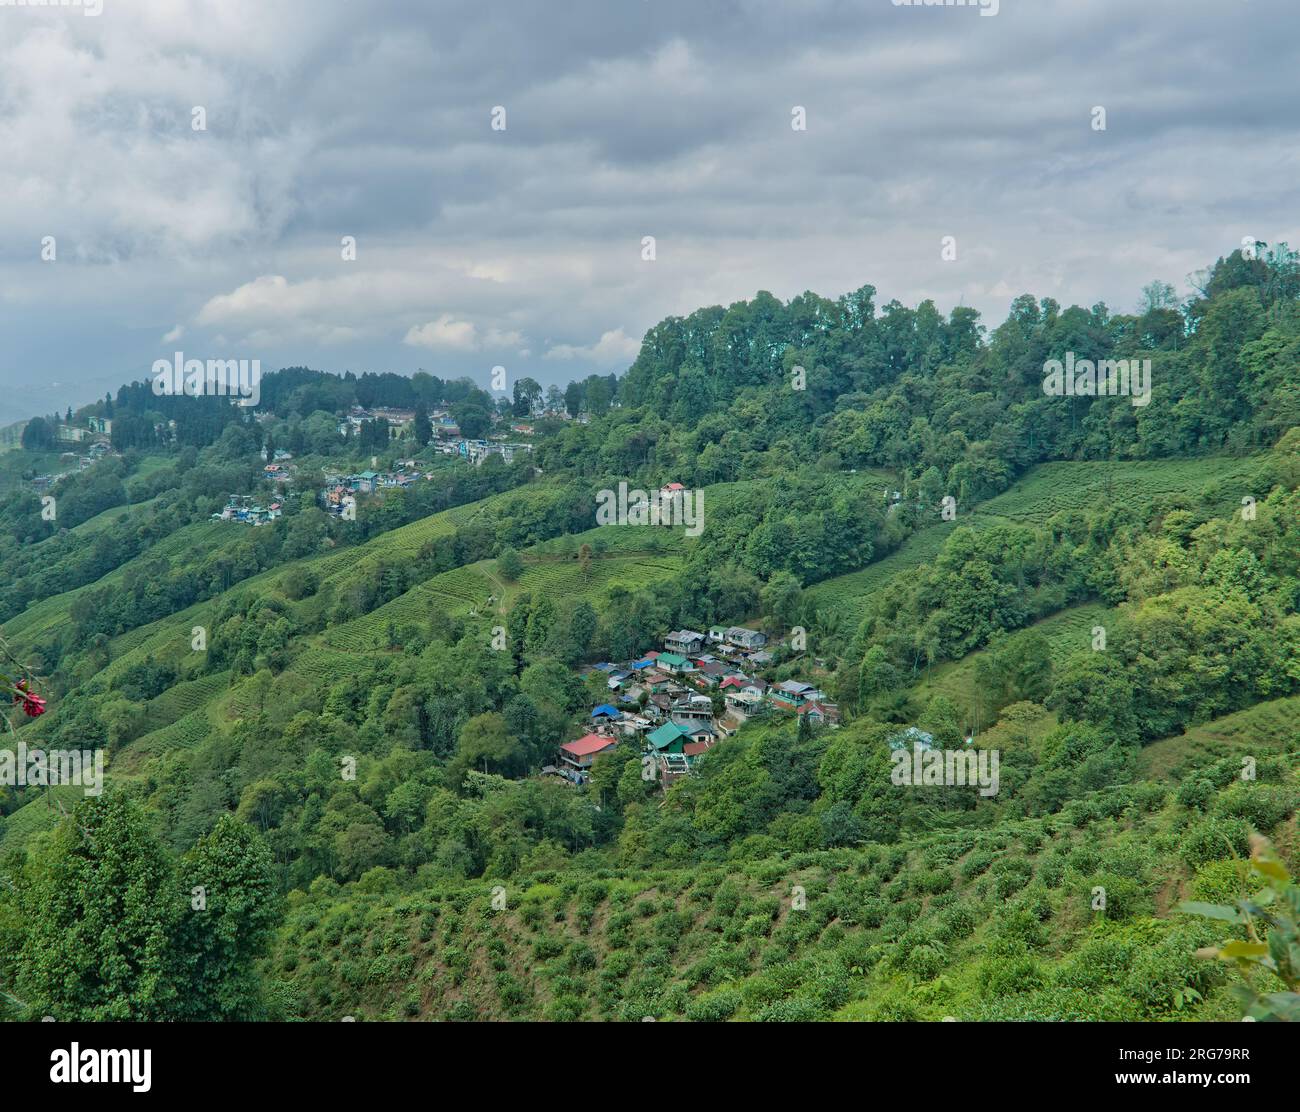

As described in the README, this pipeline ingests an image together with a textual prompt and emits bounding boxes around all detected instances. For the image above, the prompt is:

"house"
[660,482,686,494]
[620,715,653,737]
[656,752,693,787]
[655,652,695,676]
[670,696,714,725]
[770,680,818,710]
[371,407,416,432]
[708,625,728,644]
[591,704,621,721]
[725,680,768,715]
[88,416,112,435]
[558,733,619,778]
[693,661,730,688]
[647,721,691,755]
[725,626,768,651]
[57,424,87,443]
[797,702,841,728]
[679,720,716,745]
[664,630,705,656]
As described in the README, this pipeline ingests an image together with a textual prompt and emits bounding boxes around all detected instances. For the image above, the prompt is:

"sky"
[1,0,1297,424]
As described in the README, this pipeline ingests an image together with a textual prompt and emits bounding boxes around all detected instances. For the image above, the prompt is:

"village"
[27,419,117,491]
[335,404,536,466]
[549,625,840,790]
[208,401,540,525]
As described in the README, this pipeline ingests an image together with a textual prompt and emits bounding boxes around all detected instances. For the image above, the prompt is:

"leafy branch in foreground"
[1179,835,1300,1021]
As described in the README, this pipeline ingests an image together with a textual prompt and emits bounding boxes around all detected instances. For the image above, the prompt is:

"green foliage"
[1179,838,1300,1021]
[10,795,279,1020]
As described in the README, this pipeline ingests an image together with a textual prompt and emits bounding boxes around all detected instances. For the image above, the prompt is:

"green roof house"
[647,721,690,754]
[656,652,694,675]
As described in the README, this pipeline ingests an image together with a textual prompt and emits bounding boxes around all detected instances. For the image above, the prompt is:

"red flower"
[13,680,46,718]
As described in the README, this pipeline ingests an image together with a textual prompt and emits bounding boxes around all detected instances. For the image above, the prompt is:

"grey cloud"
[1,0,1298,423]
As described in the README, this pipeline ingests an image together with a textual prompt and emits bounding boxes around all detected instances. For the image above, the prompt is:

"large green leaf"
[1176,901,1244,923]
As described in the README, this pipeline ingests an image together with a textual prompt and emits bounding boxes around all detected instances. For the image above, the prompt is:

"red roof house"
[559,733,618,771]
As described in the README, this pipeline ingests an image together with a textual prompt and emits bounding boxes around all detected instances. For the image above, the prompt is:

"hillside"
[2,247,1299,1025]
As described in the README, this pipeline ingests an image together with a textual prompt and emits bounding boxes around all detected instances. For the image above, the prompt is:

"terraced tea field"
[974,455,1269,527]
[905,602,1118,726]
[137,671,232,734]
[323,564,500,650]
[1,520,232,644]
[0,785,86,851]
[514,553,682,600]
[806,521,957,629]
[806,454,1269,634]
[117,708,216,767]
[1139,695,1300,781]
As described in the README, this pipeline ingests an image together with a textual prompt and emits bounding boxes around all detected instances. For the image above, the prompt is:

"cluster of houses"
[262,450,297,487]
[31,441,117,491]
[54,416,113,444]
[429,437,534,466]
[213,494,283,526]
[318,465,426,516]
[550,627,839,787]
[330,404,538,468]
[336,406,423,438]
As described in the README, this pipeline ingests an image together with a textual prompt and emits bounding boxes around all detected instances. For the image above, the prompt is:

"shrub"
[1214,783,1298,832]
[1175,776,1215,810]
[1180,816,1251,870]
[753,996,825,1022]
[1087,872,1147,921]
[959,848,995,879]
[904,943,948,980]
[1188,858,1262,906]
[978,943,1044,998]
[684,988,741,1022]
[913,868,954,895]
[1123,925,1222,1015]
[936,903,979,941]
[1055,934,1137,992]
